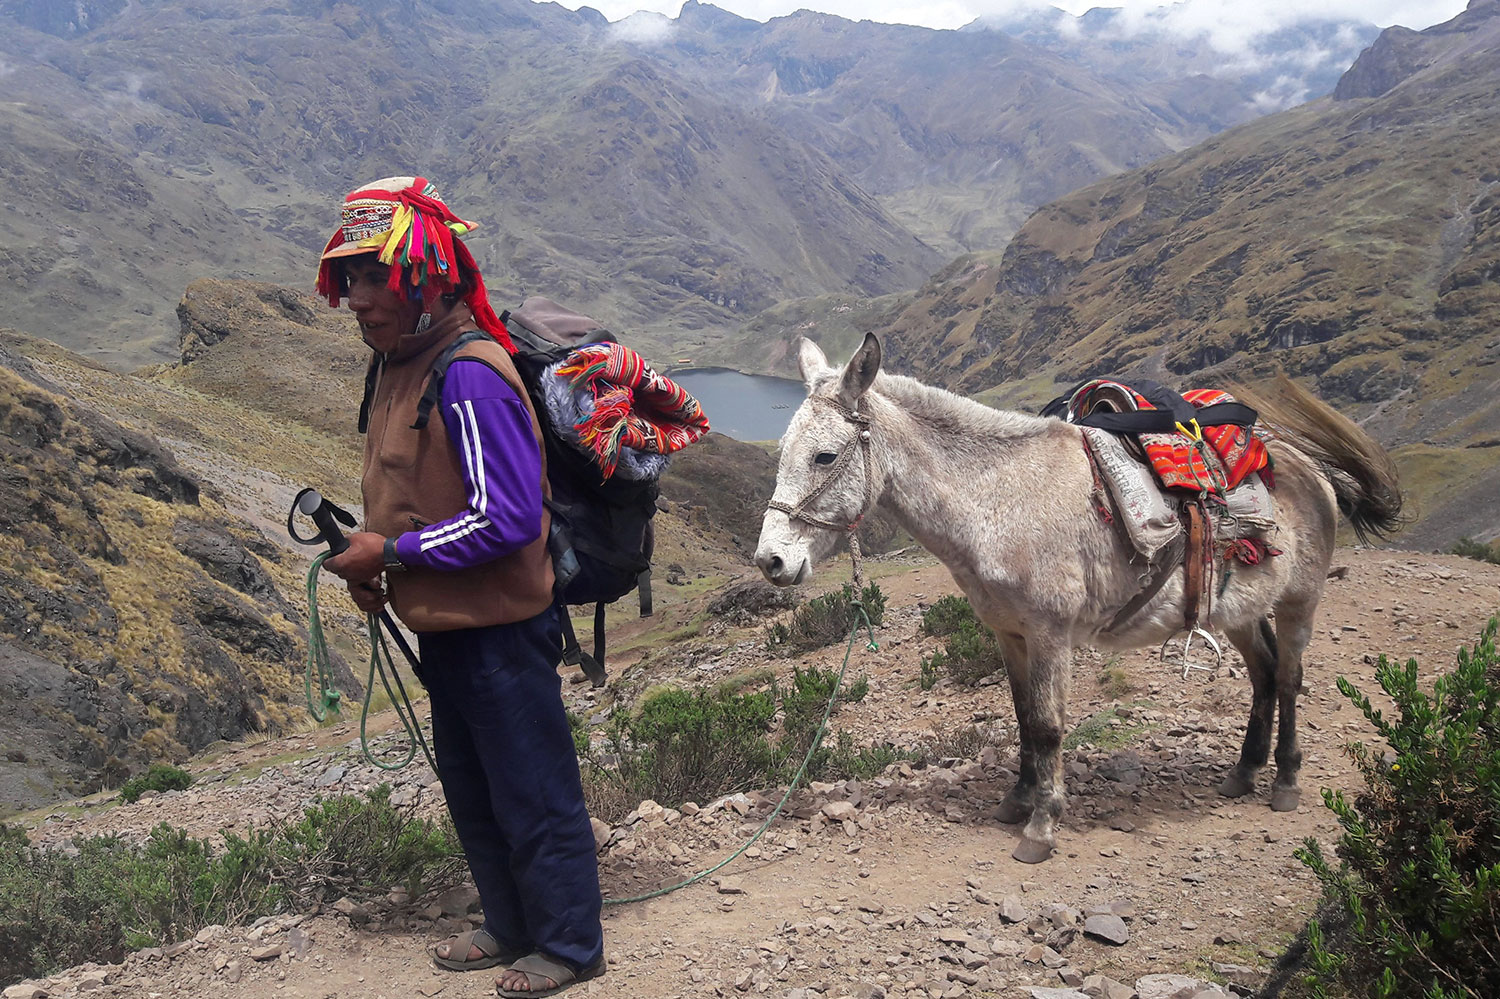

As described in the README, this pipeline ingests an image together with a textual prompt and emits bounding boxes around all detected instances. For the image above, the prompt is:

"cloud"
[560,0,1467,37]
[608,9,678,43]
[1249,74,1311,113]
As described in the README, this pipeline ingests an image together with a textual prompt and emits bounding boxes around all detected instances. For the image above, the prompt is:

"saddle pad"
[1085,428,1278,564]
[1142,389,1271,495]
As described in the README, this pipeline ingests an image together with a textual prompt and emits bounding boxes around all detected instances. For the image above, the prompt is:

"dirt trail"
[15,548,1500,999]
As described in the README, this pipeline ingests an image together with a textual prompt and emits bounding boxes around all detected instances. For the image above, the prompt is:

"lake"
[671,368,806,442]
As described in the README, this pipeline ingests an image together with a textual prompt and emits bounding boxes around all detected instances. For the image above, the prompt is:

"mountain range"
[0,0,1374,369]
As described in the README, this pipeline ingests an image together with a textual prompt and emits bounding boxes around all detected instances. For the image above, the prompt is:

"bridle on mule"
[766,396,876,586]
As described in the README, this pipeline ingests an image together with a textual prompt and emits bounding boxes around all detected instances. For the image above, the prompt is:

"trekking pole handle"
[296,489,350,557]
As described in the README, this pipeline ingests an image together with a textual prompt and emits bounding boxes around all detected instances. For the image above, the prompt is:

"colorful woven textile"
[1141,388,1271,495]
[553,343,709,480]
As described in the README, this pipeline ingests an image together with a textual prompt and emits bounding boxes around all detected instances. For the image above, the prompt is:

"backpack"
[411,298,661,687]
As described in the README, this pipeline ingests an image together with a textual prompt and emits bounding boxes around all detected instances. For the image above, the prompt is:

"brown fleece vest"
[362,327,554,632]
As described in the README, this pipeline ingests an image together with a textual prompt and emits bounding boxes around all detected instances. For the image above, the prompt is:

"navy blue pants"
[416,608,603,971]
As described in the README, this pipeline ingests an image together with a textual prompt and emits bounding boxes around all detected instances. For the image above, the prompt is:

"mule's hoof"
[1011,838,1055,865]
[996,799,1029,824]
[1218,772,1256,798]
[1270,787,1301,812]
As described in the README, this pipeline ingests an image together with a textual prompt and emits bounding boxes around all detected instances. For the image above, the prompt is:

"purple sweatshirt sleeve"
[392,358,545,571]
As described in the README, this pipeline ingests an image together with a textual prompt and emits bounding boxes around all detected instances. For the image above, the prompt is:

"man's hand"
[324,531,386,583]
[349,579,388,614]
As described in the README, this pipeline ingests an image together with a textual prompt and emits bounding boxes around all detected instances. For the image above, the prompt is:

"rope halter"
[766,395,876,587]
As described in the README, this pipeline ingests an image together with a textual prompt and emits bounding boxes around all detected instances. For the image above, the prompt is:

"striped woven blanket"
[550,343,710,480]
[1142,388,1272,495]
[1063,379,1271,495]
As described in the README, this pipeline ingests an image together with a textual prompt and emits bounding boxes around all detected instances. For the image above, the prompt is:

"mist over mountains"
[982,5,1379,115]
[0,0,1381,369]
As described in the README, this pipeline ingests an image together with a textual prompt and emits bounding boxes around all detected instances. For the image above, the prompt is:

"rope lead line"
[304,553,342,721]
[303,559,438,773]
[602,601,877,906]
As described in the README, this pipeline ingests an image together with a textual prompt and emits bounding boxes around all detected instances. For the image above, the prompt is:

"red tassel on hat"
[316,177,514,354]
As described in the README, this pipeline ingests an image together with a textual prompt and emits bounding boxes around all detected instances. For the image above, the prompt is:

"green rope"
[602,602,878,906]
[304,553,342,721]
[361,615,439,773]
[303,558,438,773]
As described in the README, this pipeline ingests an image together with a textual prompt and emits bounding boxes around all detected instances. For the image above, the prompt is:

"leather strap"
[1105,534,1185,634]
[1183,501,1207,630]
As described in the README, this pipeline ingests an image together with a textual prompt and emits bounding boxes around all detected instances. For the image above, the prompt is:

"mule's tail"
[1232,373,1405,545]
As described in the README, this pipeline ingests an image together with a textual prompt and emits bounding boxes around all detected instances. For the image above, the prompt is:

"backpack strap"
[411,330,494,431]
[637,568,653,618]
[637,519,654,617]
[558,601,607,688]
[357,357,381,434]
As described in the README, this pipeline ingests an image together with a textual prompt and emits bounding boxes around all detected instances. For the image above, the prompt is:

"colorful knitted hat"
[316,175,512,350]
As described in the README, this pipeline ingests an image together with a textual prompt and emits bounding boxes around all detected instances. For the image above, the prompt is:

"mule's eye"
[814,452,837,465]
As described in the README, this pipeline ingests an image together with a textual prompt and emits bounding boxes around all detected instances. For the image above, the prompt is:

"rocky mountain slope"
[635,1,1278,259]
[0,338,345,814]
[10,546,1500,998]
[0,0,1348,370]
[734,0,1500,549]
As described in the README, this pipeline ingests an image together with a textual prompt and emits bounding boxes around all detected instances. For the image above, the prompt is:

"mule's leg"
[1219,617,1278,799]
[1013,636,1070,865]
[995,633,1036,824]
[1270,603,1315,812]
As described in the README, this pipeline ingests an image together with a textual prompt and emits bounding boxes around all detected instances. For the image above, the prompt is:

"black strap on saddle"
[1041,377,1258,435]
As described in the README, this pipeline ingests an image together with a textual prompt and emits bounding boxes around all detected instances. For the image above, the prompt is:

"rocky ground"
[9,547,1500,999]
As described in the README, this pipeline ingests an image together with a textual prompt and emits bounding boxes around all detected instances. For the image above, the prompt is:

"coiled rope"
[303,556,438,773]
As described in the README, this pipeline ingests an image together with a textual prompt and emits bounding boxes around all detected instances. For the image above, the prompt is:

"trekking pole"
[289,489,438,773]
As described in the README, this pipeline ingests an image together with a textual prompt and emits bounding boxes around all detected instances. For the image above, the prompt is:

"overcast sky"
[553,0,1469,37]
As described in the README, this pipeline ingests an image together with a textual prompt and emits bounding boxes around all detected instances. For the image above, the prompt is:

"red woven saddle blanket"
[1051,379,1272,496]
[1144,388,1271,494]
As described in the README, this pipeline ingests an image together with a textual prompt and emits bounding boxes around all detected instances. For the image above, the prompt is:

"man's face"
[342,255,424,353]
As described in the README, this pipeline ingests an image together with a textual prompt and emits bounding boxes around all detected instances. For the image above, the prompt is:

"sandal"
[496,952,607,997]
[430,927,523,972]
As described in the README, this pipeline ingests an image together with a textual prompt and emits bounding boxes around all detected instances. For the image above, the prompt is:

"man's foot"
[496,953,606,997]
[431,928,520,971]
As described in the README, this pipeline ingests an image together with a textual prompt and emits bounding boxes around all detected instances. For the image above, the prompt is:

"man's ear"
[839,333,881,408]
[798,337,830,386]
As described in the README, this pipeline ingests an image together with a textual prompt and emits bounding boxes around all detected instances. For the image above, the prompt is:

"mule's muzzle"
[755,549,808,587]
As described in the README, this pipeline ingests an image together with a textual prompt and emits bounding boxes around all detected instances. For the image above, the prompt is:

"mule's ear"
[798,337,830,385]
[839,333,881,407]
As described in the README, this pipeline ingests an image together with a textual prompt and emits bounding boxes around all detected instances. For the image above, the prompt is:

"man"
[319,176,605,997]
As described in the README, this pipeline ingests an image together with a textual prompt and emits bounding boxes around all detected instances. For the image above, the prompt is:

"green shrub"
[917,595,1004,685]
[118,764,194,803]
[919,653,940,691]
[776,665,868,759]
[765,582,885,655]
[0,787,463,988]
[1291,618,1500,999]
[579,666,890,821]
[1448,537,1500,565]
[921,594,978,637]
[941,620,1006,685]
[602,684,780,811]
